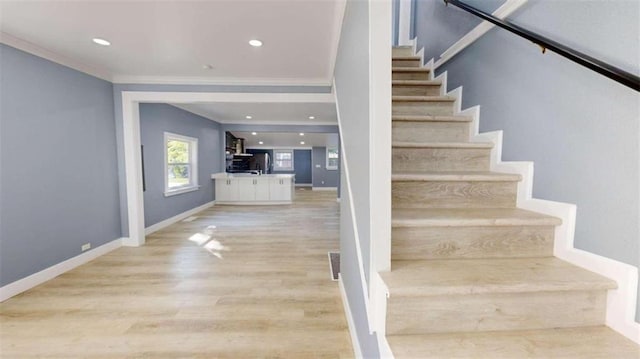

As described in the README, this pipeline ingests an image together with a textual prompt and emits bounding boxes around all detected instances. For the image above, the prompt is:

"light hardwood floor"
[0,188,353,358]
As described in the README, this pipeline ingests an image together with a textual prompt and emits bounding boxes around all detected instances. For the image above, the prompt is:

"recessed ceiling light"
[245,115,252,119]
[259,141,264,145]
[300,141,305,145]
[92,38,111,46]
[299,133,305,136]
[249,39,263,47]
[202,64,214,70]
[251,132,257,135]
[308,116,315,120]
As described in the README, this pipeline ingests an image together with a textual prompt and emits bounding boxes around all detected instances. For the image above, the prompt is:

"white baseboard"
[295,183,312,187]
[312,187,338,191]
[0,238,124,302]
[450,86,640,344]
[144,201,214,235]
[339,275,363,359]
[214,201,291,206]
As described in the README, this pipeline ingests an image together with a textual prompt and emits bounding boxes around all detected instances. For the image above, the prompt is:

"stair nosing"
[392,172,522,182]
[392,208,562,227]
[380,257,617,297]
[392,56,421,61]
[392,141,493,149]
[392,67,431,72]
[392,80,441,86]
[392,115,472,122]
[393,95,455,102]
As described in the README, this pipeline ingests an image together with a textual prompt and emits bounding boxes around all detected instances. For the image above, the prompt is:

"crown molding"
[171,104,337,126]
[112,75,332,87]
[0,32,113,82]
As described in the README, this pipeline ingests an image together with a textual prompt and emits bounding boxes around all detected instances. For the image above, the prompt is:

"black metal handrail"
[444,0,640,92]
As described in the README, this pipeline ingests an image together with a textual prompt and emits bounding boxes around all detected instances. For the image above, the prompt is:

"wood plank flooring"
[0,188,353,358]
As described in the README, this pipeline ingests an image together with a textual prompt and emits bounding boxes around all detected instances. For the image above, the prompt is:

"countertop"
[211,172,295,179]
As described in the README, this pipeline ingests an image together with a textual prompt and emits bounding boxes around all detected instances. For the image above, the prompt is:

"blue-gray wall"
[413,0,505,62]
[139,104,222,227]
[312,147,340,188]
[428,0,639,320]
[0,44,120,286]
[334,0,379,356]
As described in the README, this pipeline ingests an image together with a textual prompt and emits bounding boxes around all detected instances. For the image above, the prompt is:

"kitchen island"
[211,173,295,205]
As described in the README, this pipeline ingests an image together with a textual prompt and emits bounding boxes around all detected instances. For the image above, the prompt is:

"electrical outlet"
[81,243,91,252]
[321,181,325,184]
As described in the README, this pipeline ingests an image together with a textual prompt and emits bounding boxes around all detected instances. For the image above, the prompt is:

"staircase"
[383,46,640,358]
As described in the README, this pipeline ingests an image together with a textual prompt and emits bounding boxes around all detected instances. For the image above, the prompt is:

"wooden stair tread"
[392,171,521,182]
[393,141,493,149]
[392,208,562,227]
[387,326,639,359]
[392,67,431,72]
[381,257,616,297]
[392,80,440,86]
[392,115,472,122]
[392,55,421,61]
[393,95,454,102]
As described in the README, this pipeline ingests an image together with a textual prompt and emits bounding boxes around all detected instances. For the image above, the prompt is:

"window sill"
[326,167,338,171]
[164,185,200,197]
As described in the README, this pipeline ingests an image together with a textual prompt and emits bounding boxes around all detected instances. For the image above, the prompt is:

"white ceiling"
[232,131,339,148]
[0,0,345,85]
[172,102,337,124]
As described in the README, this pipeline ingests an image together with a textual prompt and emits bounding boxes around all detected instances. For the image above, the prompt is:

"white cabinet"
[269,177,292,201]
[237,178,270,201]
[215,178,239,202]
[254,179,270,201]
[212,174,294,204]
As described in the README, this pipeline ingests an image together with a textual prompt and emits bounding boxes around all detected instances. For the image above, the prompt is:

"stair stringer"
[441,80,640,344]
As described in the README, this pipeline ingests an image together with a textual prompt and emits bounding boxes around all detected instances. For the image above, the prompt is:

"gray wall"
[0,44,120,286]
[312,147,340,188]
[432,0,639,320]
[413,0,505,62]
[334,0,379,356]
[139,104,222,227]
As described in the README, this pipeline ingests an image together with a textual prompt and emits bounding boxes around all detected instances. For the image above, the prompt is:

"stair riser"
[392,85,441,96]
[393,59,422,67]
[386,290,607,335]
[393,47,414,57]
[392,181,517,209]
[393,121,470,143]
[391,225,555,260]
[393,101,454,116]
[393,148,491,172]
[393,71,430,81]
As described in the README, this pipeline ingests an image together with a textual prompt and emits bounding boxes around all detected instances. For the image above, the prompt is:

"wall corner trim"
[454,88,640,344]
[0,238,124,302]
[339,275,364,359]
[144,201,215,236]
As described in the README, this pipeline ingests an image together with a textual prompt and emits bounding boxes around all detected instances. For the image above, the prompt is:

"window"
[164,132,199,196]
[273,149,294,171]
[326,147,339,170]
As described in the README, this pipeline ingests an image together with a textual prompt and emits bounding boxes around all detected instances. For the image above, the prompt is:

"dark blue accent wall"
[0,44,120,286]
[139,104,222,227]
[247,148,312,184]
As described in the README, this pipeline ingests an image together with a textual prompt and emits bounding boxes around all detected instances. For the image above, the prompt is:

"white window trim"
[164,132,199,197]
[273,149,294,171]
[326,147,339,170]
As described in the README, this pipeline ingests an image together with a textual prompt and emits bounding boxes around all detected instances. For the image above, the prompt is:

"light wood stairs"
[383,46,640,358]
